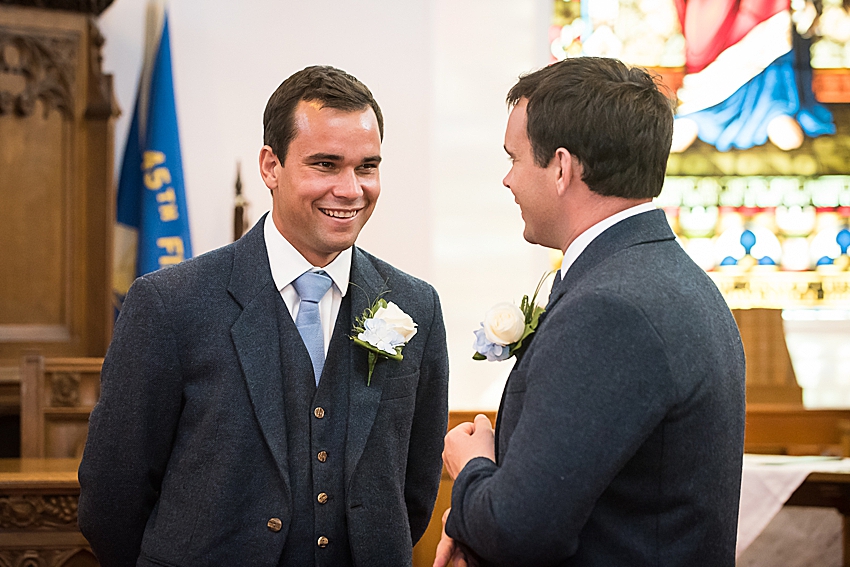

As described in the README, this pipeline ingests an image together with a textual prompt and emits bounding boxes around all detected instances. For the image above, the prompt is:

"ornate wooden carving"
[0,547,97,567]
[0,1,114,16]
[83,17,114,119]
[0,27,76,118]
[0,459,95,566]
[20,355,102,458]
[0,494,77,529]
[49,373,79,407]
[0,5,116,360]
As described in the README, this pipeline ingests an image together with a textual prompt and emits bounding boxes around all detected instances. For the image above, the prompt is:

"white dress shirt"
[560,201,657,276]
[263,215,351,356]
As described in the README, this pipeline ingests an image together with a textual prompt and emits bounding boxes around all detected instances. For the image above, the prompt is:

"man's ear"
[259,145,280,191]
[553,147,575,197]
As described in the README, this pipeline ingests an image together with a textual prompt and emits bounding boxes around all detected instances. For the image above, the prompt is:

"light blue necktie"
[292,270,333,385]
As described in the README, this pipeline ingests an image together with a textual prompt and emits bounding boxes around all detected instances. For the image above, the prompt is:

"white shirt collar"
[560,202,657,276]
[263,213,351,295]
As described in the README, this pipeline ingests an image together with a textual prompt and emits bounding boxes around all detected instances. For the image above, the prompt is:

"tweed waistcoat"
[277,293,353,567]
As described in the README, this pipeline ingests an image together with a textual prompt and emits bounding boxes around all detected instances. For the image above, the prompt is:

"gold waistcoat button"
[318,536,329,548]
[318,492,328,504]
[317,450,328,462]
[267,518,282,532]
[314,407,325,419]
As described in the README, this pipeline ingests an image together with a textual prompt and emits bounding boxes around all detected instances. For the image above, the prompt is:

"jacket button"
[317,492,328,504]
[317,450,328,462]
[318,536,329,548]
[267,518,282,532]
[314,407,325,419]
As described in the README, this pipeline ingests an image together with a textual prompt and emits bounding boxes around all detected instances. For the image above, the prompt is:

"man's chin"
[321,235,360,255]
[522,228,541,246]
[523,229,558,250]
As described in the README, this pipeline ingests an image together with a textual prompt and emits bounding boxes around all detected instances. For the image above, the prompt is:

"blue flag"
[114,13,192,312]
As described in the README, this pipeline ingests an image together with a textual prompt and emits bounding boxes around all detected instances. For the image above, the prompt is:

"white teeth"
[321,209,358,219]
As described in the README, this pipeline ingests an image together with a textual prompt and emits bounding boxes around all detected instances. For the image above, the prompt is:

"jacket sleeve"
[445,291,674,566]
[404,285,450,544]
[78,276,184,567]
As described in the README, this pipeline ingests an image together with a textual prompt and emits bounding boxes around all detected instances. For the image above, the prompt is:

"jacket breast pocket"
[381,370,419,401]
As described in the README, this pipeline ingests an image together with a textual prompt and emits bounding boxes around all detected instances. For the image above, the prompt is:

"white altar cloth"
[737,454,850,557]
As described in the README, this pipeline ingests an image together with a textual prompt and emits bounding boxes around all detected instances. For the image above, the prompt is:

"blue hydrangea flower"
[473,325,511,362]
[358,318,406,356]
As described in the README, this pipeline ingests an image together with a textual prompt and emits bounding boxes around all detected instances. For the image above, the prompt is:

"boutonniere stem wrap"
[473,271,553,362]
[352,298,417,385]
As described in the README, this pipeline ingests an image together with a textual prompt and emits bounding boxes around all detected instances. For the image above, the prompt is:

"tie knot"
[292,270,332,304]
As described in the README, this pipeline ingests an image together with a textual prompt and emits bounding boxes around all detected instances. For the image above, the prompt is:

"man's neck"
[560,195,651,253]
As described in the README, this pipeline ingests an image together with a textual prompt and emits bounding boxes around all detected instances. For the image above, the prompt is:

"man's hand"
[443,413,495,480]
[433,508,468,567]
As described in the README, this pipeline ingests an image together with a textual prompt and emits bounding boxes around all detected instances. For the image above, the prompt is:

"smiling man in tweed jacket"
[79,65,448,567]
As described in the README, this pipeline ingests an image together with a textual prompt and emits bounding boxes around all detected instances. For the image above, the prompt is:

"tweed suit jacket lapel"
[228,216,292,497]
[547,209,675,310]
[344,247,388,486]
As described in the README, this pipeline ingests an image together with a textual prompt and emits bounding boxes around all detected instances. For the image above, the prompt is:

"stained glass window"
[551,0,850,69]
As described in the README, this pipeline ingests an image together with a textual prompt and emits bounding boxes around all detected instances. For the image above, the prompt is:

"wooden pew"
[1,354,102,565]
[19,354,103,459]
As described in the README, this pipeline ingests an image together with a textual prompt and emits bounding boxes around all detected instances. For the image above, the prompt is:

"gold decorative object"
[709,271,850,309]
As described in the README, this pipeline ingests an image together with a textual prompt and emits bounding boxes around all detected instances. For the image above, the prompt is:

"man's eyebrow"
[305,153,343,162]
[304,153,382,164]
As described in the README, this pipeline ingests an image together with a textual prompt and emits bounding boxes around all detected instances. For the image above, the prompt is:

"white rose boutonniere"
[473,271,552,362]
[352,297,417,385]
[374,301,418,342]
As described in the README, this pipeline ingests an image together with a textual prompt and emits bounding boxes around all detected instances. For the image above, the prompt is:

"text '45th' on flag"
[113,5,191,313]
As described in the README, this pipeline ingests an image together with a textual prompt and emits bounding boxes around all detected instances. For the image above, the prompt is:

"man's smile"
[319,208,360,219]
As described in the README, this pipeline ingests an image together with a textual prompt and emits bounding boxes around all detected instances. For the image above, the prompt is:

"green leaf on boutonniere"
[509,300,545,357]
[351,336,404,362]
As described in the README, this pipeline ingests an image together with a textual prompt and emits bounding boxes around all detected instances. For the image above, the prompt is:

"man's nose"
[335,169,363,198]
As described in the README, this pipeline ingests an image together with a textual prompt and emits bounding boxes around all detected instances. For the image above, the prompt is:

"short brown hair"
[263,66,384,162]
[507,57,673,199]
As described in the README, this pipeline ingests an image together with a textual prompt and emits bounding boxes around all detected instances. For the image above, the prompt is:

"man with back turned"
[437,57,746,567]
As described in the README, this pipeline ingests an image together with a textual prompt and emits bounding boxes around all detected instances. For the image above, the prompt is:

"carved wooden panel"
[0,459,97,566]
[0,26,75,342]
[19,353,101,459]
[0,0,114,15]
[0,4,117,360]
[0,494,78,529]
[0,547,98,567]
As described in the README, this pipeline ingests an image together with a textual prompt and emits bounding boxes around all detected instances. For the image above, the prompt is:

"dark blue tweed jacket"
[79,216,449,567]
